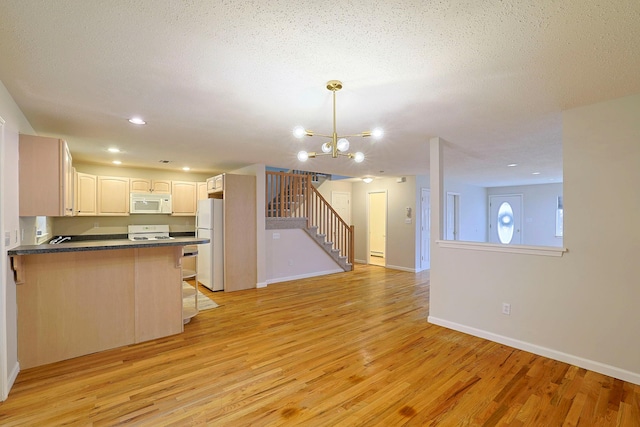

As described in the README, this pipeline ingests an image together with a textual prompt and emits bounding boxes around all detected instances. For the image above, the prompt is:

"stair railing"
[265,171,354,269]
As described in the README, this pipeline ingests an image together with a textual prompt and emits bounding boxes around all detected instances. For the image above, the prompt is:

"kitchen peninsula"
[8,236,208,369]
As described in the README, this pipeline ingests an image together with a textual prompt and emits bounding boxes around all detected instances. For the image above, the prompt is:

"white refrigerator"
[196,198,224,291]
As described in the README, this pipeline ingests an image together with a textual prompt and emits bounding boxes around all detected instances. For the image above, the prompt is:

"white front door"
[489,194,523,244]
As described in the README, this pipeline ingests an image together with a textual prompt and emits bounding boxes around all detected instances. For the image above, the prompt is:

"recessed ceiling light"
[113,160,122,165]
[182,167,190,171]
[128,117,146,125]
[532,172,541,175]
[507,163,518,167]
[107,147,121,153]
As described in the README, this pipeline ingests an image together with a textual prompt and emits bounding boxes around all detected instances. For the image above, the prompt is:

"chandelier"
[294,80,383,162]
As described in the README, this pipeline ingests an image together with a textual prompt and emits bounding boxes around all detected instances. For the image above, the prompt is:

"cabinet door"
[206,174,224,194]
[171,181,197,216]
[18,135,73,216]
[76,172,97,216]
[152,180,172,194]
[197,182,208,201]
[62,142,74,216]
[98,176,130,215]
[130,178,151,193]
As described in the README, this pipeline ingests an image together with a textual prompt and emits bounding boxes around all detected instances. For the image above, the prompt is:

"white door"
[421,188,430,270]
[446,193,460,240]
[368,191,387,264]
[331,191,351,224]
[489,194,523,244]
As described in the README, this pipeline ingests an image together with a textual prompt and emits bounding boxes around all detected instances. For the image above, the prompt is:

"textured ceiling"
[1,1,639,186]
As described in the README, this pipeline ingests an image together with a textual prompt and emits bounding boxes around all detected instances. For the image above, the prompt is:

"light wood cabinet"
[16,246,183,369]
[197,182,208,201]
[19,134,74,217]
[207,174,223,194]
[130,178,171,194]
[171,181,197,216]
[97,176,130,215]
[75,172,97,216]
[215,174,257,292]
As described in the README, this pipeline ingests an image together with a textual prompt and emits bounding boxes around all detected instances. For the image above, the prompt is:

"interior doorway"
[420,188,430,271]
[368,191,387,266]
[446,192,460,240]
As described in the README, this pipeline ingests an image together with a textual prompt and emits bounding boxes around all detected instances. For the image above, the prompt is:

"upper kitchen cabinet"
[97,176,130,215]
[130,178,171,194]
[75,172,97,216]
[19,134,74,217]
[197,182,208,201]
[171,181,197,216]
[206,174,223,194]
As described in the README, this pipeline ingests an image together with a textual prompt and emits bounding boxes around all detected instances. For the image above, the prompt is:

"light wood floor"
[1,265,639,426]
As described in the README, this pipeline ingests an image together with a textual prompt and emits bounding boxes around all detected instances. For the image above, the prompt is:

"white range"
[128,224,175,241]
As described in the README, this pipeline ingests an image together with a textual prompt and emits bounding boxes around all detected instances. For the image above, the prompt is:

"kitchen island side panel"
[134,246,183,342]
[17,249,136,369]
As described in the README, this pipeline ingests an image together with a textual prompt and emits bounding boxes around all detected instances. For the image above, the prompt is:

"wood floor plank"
[1,264,639,426]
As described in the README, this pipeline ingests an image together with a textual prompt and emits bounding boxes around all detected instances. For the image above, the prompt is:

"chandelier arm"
[309,133,333,139]
[337,133,373,138]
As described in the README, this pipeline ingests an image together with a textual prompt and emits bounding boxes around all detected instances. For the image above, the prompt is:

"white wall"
[265,229,342,283]
[487,183,563,247]
[430,93,640,384]
[0,80,35,400]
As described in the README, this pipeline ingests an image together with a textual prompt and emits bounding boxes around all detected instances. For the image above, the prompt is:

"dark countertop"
[8,236,209,256]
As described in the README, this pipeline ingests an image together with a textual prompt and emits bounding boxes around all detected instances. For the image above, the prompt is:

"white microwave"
[130,193,172,214]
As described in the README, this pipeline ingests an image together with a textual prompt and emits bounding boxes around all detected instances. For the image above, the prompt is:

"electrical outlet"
[502,303,511,315]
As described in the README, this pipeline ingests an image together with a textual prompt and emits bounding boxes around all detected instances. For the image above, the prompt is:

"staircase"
[266,171,354,271]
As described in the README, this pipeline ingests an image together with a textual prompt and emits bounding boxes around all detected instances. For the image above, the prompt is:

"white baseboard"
[428,316,640,386]
[256,281,268,289]
[354,259,417,273]
[385,264,416,273]
[2,361,19,400]
[266,269,343,285]
[8,361,19,393]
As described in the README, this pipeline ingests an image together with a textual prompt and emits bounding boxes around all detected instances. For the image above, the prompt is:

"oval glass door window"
[497,202,514,244]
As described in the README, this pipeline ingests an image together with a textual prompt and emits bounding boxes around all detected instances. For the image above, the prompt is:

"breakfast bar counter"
[9,236,209,369]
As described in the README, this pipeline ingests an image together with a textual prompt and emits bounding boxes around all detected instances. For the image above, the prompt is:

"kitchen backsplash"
[51,215,195,237]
